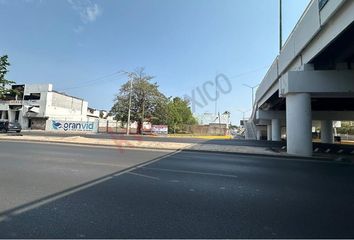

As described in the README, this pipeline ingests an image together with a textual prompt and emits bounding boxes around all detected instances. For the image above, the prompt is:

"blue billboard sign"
[48,120,98,132]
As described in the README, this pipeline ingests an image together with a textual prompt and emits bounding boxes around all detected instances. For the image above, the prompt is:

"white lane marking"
[0,175,114,219]
[126,172,160,181]
[142,167,238,179]
[0,150,180,222]
[112,150,181,176]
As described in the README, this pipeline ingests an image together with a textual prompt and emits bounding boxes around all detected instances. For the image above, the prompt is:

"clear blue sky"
[0,0,310,124]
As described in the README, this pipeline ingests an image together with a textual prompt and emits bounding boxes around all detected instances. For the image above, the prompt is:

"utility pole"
[243,84,259,108]
[126,78,133,135]
[237,109,251,127]
[141,96,145,135]
[215,76,218,115]
[279,0,283,53]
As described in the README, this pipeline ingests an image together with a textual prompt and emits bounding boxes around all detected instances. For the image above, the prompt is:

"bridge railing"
[255,57,279,104]
[255,0,347,108]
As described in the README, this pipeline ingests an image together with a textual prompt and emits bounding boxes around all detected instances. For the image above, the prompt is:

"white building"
[87,107,101,121]
[195,112,231,128]
[0,83,91,130]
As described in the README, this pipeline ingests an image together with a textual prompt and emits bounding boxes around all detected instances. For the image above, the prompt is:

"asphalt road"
[0,141,353,238]
[18,132,354,154]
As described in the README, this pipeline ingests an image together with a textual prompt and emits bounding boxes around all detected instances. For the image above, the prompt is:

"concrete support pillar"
[286,93,312,156]
[267,125,272,141]
[321,120,333,143]
[256,129,262,140]
[8,111,13,122]
[271,119,281,141]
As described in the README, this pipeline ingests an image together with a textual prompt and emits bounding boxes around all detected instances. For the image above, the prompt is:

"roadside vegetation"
[0,55,16,98]
[110,68,197,134]
[166,97,197,133]
[337,122,354,135]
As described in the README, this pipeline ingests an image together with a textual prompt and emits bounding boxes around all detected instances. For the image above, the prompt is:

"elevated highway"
[248,0,354,156]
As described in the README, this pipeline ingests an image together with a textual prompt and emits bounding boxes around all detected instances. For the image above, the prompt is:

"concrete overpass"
[247,0,354,156]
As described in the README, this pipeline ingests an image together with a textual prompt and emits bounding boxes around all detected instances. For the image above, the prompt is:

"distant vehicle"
[0,121,22,133]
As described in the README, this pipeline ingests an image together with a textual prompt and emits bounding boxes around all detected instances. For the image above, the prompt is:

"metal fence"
[98,120,148,134]
[337,134,354,141]
[98,120,129,134]
[98,120,229,136]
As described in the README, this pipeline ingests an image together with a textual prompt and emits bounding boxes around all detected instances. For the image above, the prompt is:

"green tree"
[110,68,168,134]
[166,97,197,133]
[0,55,15,98]
[337,121,354,135]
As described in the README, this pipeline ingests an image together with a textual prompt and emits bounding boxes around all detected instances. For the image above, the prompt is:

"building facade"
[0,83,90,130]
[195,112,231,128]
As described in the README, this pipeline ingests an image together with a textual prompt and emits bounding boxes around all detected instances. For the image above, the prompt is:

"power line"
[58,71,125,91]
[227,65,270,80]
[56,65,270,95]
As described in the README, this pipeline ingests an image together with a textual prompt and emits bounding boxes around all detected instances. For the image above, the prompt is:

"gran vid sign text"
[48,120,98,132]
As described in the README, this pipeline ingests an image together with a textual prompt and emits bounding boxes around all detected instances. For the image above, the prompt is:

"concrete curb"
[168,135,233,140]
[0,139,181,152]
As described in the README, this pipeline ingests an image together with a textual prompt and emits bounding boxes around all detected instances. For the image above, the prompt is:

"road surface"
[0,141,353,238]
[17,132,354,155]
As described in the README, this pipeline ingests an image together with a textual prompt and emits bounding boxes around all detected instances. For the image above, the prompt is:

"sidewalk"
[0,134,283,157]
[20,130,233,140]
[0,135,190,150]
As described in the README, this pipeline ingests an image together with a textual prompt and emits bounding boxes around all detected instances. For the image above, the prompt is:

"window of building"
[24,93,41,100]
[9,105,21,110]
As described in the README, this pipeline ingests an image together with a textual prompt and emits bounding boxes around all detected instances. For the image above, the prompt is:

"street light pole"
[242,84,259,108]
[126,78,133,135]
[279,0,283,53]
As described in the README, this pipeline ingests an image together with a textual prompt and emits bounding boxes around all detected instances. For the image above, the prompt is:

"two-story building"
[0,83,89,130]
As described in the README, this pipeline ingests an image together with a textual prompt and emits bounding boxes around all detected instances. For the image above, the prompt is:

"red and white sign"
[151,125,168,135]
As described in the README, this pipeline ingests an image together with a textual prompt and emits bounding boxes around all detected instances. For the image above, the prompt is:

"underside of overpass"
[260,92,354,112]
[260,22,354,112]
[255,21,354,156]
[311,22,354,70]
